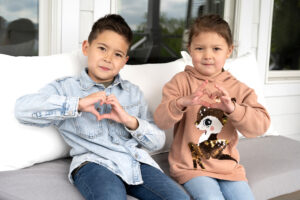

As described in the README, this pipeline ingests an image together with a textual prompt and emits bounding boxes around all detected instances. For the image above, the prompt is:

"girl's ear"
[82,40,89,56]
[227,45,234,58]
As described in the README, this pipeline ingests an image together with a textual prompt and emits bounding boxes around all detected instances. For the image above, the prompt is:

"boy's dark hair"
[88,14,133,45]
[188,14,233,47]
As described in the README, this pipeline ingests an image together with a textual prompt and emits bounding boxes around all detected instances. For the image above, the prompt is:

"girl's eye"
[214,47,221,51]
[196,48,203,51]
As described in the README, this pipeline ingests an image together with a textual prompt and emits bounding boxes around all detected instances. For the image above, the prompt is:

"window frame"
[257,0,300,84]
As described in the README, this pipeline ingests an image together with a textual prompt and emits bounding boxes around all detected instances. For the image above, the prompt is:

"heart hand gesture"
[78,92,138,130]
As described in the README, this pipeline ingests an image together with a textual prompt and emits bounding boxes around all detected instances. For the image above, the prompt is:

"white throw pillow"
[181,51,277,136]
[121,59,186,153]
[0,51,84,171]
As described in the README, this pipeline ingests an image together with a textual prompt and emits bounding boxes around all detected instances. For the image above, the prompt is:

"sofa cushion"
[0,50,276,171]
[0,51,85,171]
[238,136,300,200]
[0,136,299,200]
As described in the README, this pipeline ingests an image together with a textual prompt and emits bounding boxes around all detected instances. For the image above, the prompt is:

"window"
[268,0,300,81]
[116,0,226,64]
[0,0,39,56]
[269,0,300,71]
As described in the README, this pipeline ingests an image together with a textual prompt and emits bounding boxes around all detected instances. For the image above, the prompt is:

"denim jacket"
[15,68,165,185]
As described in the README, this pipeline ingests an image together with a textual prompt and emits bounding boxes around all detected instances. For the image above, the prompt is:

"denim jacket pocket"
[74,112,101,139]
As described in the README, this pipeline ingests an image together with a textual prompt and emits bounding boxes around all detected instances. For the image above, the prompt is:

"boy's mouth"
[99,66,110,71]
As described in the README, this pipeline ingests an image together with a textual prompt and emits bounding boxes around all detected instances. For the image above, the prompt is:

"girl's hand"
[176,80,210,110]
[209,84,235,114]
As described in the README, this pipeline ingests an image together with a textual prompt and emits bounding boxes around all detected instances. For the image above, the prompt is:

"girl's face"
[188,31,233,77]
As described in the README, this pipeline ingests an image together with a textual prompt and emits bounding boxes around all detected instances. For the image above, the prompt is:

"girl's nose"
[203,50,212,59]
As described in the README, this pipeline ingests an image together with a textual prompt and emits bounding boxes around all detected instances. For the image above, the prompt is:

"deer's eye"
[204,118,212,126]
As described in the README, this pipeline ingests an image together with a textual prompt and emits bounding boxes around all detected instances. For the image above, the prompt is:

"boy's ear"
[120,56,129,70]
[82,40,89,56]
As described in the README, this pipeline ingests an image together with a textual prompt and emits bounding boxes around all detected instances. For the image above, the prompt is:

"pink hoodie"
[154,66,270,184]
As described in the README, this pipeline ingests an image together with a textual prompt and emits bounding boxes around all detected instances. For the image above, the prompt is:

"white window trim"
[257,0,300,84]
[39,0,80,55]
[39,0,62,56]
[256,0,300,97]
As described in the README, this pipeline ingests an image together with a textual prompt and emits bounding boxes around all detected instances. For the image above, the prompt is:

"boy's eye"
[214,47,221,51]
[195,47,203,51]
[115,53,123,58]
[98,46,106,51]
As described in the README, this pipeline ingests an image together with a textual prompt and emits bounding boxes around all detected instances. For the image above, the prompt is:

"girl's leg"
[127,163,190,200]
[183,176,225,200]
[218,179,255,200]
[73,162,127,200]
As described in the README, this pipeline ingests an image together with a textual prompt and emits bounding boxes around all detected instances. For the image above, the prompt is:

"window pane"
[269,0,300,70]
[117,0,225,64]
[0,0,39,56]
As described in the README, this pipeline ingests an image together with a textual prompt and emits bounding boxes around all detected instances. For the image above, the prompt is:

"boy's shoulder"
[55,75,78,83]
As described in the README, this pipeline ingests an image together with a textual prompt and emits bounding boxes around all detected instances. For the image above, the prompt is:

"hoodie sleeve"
[227,87,271,138]
[154,73,188,130]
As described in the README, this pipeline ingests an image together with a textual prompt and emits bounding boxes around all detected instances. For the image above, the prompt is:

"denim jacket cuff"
[64,97,80,117]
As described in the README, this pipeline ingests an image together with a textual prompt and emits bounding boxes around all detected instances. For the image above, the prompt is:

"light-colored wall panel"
[61,0,80,53]
[265,96,300,116]
[270,114,300,136]
[80,0,94,11]
[79,11,94,43]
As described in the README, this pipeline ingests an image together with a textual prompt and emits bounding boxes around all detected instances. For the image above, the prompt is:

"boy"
[15,14,189,200]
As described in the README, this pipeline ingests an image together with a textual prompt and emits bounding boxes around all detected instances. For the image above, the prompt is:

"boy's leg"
[73,162,127,200]
[127,163,190,200]
[183,176,225,200]
[218,179,255,200]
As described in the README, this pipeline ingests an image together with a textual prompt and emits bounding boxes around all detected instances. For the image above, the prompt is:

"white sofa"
[0,50,300,200]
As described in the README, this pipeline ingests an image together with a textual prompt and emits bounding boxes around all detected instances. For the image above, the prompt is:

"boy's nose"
[104,52,112,63]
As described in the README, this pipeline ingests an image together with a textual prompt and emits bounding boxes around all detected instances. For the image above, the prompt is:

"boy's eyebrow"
[96,42,126,56]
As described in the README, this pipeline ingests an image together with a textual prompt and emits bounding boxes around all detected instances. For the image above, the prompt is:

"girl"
[154,14,270,200]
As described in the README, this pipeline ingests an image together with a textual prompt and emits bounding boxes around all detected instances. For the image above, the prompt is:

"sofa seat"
[0,136,299,200]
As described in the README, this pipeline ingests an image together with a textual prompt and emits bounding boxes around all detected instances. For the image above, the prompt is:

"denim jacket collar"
[79,68,127,91]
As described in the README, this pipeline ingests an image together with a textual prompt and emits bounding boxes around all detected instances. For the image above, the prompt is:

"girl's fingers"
[215,84,228,96]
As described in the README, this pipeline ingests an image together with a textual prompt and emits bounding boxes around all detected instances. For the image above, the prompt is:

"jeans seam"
[138,183,167,200]
[76,174,95,200]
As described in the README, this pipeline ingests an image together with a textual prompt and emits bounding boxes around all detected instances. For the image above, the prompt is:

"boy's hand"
[78,91,107,120]
[209,85,235,114]
[98,94,138,130]
[176,80,210,110]
[78,93,138,130]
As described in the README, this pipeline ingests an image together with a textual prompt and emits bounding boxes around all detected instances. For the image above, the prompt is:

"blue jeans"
[183,176,254,200]
[73,162,189,200]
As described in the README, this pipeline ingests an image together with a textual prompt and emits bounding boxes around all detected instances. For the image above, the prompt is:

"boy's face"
[188,31,233,77]
[82,30,129,83]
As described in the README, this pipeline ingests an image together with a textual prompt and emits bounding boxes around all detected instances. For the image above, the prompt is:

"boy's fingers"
[90,109,102,120]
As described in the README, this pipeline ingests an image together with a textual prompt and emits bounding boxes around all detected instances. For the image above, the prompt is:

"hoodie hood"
[184,65,232,83]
